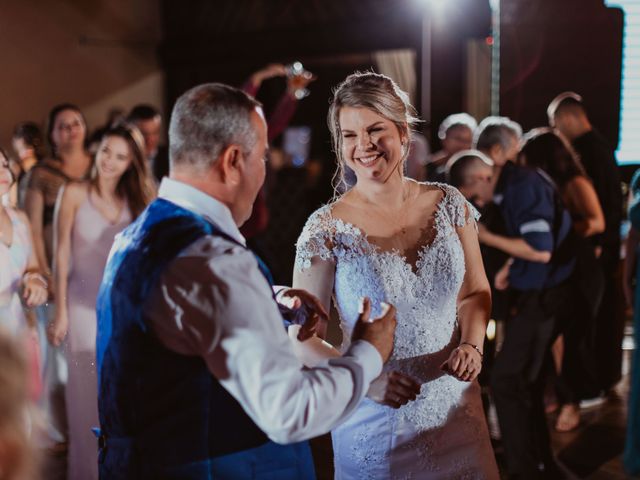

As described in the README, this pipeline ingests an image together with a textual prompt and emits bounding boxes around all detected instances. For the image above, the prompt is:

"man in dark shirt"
[475,118,575,478]
[127,104,169,184]
[549,92,624,393]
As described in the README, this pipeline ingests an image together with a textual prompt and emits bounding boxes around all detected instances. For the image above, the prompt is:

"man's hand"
[351,297,397,363]
[279,288,328,341]
[367,370,421,409]
[494,263,510,291]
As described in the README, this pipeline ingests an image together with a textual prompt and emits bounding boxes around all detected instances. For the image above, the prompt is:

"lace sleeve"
[442,185,481,228]
[294,206,335,272]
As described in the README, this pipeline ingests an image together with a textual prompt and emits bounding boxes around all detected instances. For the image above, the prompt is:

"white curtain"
[374,49,418,106]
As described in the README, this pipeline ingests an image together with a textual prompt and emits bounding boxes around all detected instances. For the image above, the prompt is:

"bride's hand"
[440,344,482,382]
[366,371,421,409]
[278,288,329,340]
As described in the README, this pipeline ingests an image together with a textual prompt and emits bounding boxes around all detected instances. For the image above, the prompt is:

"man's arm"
[478,225,551,263]
[146,236,383,444]
[480,180,554,263]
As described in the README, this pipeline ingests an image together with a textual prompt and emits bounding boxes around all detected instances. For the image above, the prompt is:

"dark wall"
[160,0,492,145]
[500,0,624,147]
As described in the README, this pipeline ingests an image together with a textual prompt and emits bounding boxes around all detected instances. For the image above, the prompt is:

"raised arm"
[147,240,389,444]
[291,209,336,339]
[292,256,335,339]
[48,184,84,346]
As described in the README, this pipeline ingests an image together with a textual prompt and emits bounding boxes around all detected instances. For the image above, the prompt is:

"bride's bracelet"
[23,272,48,290]
[459,342,483,358]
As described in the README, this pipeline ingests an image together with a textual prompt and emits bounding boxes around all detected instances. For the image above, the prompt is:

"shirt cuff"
[272,285,288,300]
[341,340,383,386]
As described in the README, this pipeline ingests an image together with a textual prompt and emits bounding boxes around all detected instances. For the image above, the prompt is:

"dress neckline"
[326,183,451,273]
[87,189,129,226]
[0,208,20,249]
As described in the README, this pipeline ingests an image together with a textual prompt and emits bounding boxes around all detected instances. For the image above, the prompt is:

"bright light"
[486,319,496,341]
[418,0,448,13]
[605,1,640,164]
[430,0,447,11]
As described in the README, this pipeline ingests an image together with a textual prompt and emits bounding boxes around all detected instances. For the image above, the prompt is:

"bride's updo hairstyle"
[328,71,419,193]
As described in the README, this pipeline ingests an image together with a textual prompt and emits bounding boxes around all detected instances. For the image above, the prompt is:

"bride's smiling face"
[339,106,406,184]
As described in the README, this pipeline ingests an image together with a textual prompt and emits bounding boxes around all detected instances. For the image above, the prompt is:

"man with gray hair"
[475,116,575,478]
[95,83,397,479]
[427,112,477,182]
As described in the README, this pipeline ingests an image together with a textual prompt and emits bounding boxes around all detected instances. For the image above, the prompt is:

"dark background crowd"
[0,0,638,478]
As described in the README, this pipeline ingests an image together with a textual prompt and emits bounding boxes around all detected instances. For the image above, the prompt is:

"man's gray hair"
[169,83,262,172]
[438,113,477,140]
[474,116,522,152]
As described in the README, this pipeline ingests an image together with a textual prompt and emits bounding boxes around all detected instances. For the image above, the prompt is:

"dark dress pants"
[491,283,572,478]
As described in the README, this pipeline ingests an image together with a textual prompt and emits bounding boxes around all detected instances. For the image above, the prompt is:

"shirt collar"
[158,177,246,246]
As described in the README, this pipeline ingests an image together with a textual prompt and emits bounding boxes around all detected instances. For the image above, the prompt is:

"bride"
[293,72,499,479]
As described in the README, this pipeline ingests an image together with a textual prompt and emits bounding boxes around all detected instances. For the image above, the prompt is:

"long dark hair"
[520,129,585,189]
[92,123,154,219]
[12,122,46,162]
[45,103,88,158]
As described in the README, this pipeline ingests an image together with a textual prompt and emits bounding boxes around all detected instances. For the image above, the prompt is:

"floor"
[40,332,637,479]
[310,325,638,479]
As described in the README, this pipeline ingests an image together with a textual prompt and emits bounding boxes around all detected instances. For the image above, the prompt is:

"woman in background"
[48,124,153,480]
[0,148,48,334]
[23,103,93,457]
[12,122,45,209]
[520,129,605,432]
[0,148,48,408]
[25,104,92,279]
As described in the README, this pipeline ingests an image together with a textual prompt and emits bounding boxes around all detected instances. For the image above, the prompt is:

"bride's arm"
[443,215,492,382]
[292,256,335,339]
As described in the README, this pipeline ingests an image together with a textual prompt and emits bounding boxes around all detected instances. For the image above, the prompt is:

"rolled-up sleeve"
[146,235,382,444]
[508,182,554,253]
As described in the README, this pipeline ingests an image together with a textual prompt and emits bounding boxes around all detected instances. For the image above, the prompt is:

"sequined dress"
[295,184,498,480]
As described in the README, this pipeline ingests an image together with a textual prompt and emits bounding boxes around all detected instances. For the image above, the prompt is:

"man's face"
[235,108,268,226]
[463,164,494,208]
[135,116,162,158]
[550,112,578,141]
[489,134,520,167]
[442,125,473,156]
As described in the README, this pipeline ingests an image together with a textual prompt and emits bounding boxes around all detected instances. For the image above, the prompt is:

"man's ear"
[218,144,243,184]
[489,144,502,162]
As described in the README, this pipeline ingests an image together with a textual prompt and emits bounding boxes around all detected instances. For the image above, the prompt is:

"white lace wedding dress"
[295,184,499,479]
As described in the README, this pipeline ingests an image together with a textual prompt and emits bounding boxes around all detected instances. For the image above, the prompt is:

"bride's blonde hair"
[327,71,420,195]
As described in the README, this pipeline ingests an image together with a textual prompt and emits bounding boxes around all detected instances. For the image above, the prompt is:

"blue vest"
[96,198,315,479]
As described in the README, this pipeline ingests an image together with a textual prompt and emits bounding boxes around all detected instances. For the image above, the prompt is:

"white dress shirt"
[146,178,383,444]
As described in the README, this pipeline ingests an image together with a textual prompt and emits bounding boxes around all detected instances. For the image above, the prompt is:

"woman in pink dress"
[0,148,48,398]
[48,124,154,480]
